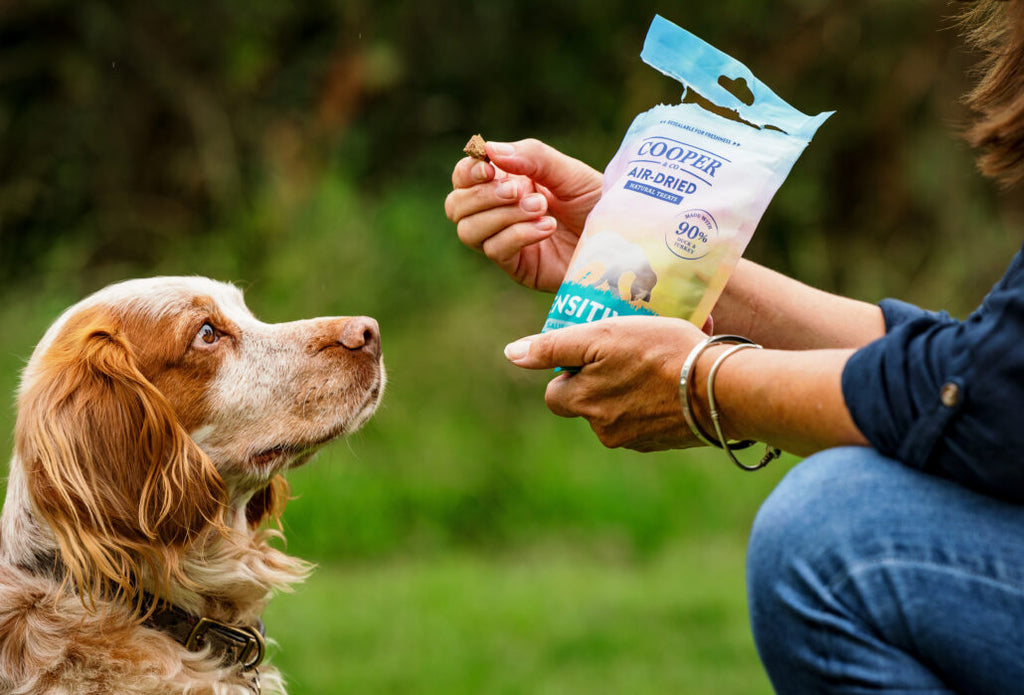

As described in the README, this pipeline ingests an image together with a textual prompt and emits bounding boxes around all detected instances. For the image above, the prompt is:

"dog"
[0,276,385,694]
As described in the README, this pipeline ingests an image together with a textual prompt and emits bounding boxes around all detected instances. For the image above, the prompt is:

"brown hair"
[959,0,1024,187]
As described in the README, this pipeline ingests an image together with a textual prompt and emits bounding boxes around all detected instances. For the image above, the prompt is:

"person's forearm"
[712,259,886,350]
[690,345,868,457]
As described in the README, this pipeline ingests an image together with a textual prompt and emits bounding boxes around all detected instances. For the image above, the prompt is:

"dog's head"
[8,276,384,604]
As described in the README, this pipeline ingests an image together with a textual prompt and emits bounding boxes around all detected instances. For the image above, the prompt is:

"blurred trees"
[1,0,353,282]
[1,0,1021,312]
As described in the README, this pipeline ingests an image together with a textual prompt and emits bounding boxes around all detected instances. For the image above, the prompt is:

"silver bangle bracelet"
[678,334,756,449]
[705,343,782,472]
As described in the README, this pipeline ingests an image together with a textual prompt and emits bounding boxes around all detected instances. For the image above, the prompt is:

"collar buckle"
[185,617,266,670]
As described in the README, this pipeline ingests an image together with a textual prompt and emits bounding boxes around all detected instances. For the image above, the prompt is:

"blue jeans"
[747,447,1024,694]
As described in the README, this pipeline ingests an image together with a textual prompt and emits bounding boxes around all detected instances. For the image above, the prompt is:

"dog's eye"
[194,323,219,346]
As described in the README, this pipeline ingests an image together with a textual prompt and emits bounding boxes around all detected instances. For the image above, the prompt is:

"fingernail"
[496,180,518,200]
[534,216,556,232]
[488,142,514,157]
[521,193,545,213]
[504,339,530,361]
[471,161,490,182]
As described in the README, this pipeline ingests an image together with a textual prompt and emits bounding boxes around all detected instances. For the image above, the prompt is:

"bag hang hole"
[640,15,832,141]
[681,87,759,130]
[681,86,789,135]
[717,75,755,106]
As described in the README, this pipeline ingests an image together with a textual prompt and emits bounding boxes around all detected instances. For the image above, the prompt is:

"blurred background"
[2,1,1022,693]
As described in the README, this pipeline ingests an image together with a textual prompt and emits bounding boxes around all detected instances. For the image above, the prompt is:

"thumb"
[486,139,596,198]
[504,329,587,371]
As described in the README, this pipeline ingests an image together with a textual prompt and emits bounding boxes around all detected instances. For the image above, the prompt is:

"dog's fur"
[0,277,385,694]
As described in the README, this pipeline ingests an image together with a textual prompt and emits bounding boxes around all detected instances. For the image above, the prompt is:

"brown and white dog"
[0,277,385,694]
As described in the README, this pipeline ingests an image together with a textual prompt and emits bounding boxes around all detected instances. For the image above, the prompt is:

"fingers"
[480,217,556,263]
[503,317,705,453]
[448,137,600,224]
[445,156,507,227]
[447,178,554,251]
[452,140,571,189]
[504,323,599,371]
[503,335,543,366]
[450,156,496,190]
[503,334,585,419]
[511,336,615,428]
[445,174,517,225]
[486,139,597,198]
[543,372,587,420]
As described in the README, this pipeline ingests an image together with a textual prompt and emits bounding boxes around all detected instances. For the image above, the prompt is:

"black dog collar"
[141,595,266,671]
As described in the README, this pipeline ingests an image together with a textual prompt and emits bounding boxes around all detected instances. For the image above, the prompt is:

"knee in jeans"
[751,454,834,553]
[747,448,876,595]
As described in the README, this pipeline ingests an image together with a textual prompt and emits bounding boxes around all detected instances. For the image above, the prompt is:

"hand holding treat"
[445,138,603,292]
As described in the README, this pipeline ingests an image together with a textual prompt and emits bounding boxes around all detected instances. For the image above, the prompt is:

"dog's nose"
[340,316,381,359]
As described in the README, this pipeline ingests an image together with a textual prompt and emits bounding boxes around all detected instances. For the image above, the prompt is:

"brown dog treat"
[463,134,489,162]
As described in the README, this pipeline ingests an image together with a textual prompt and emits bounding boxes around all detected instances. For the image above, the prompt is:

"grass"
[264,537,773,695]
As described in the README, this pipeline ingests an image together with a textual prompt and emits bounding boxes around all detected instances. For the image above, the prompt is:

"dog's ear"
[15,307,229,607]
[245,475,291,530]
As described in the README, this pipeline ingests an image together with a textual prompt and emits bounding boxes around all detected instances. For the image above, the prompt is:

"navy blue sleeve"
[841,246,1024,503]
[876,297,949,331]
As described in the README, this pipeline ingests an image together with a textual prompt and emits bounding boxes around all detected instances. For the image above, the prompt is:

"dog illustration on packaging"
[568,229,659,303]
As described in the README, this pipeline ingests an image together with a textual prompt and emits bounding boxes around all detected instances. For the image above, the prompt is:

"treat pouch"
[543,15,832,332]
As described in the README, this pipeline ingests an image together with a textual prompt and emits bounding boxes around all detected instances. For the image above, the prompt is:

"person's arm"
[688,344,867,456]
[837,255,1024,504]
[507,248,1024,504]
[712,259,886,350]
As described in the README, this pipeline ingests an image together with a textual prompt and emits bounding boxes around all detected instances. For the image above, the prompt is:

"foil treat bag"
[542,15,832,333]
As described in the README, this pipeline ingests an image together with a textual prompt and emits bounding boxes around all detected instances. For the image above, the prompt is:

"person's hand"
[444,138,603,292]
[503,316,710,452]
